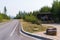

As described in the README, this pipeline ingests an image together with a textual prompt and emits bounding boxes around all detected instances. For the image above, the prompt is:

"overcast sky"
[0,0,53,16]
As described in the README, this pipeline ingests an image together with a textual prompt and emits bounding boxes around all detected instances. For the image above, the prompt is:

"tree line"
[15,0,60,23]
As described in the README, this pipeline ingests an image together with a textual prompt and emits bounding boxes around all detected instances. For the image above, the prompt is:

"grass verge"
[20,19,53,33]
[0,19,10,23]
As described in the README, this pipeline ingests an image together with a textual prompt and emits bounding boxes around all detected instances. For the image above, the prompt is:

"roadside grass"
[20,19,52,33]
[0,19,10,23]
[2,19,9,22]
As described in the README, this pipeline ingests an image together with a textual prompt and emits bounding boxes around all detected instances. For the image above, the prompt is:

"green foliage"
[33,11,39,16]
[23,14,40,24]
[15,0,60,23]
[40,6,51,12]
[51,1,60,22]
[1,14,10,19]
[0,15,3,22]
[0,13,10,22]
[15,12,40,24]
[14,11,25,19]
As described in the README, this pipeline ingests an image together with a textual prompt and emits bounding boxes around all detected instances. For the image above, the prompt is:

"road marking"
[10,23,18,37]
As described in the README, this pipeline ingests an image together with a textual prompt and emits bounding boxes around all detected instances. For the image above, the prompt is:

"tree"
[33,11,39,17]
[15,11,24,19]
[4,6,7,14]
[40,6,51,12]
[51,0,60,22]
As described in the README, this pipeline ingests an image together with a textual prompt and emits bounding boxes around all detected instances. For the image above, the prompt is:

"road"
[0,20,35,40]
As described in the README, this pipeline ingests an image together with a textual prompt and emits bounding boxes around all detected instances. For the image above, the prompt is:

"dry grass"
[0,19,9,23]
[2,19,9,22]
[20,19,52,33]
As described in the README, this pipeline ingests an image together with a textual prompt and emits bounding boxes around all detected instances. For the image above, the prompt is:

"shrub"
[23,15,40,25]
[0,16,3,22]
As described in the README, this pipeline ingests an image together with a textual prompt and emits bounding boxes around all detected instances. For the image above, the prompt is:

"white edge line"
[10,23,18,37]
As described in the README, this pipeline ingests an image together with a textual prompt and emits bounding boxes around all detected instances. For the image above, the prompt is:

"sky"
[0,0,53,17]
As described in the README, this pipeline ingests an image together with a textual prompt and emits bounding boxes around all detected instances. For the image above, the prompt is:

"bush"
[23,15,40,25]
[0,13,10,22]
[0,13,10,19]
[0,16,3,22]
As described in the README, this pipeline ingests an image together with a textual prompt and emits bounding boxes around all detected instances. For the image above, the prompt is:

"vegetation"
[0,13,10,22]
[0,6,10,22]
[14,11,41,25]
[20,19,53,33]
[4,6,7,14]
[40,6,51,12]
[24,14,40,24]
[14,0,60,33]
[0,15,3,22]
[15,0,60,23]
[51,0,60,22]
[20,19,47,33]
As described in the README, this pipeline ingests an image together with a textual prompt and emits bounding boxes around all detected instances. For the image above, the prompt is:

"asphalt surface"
[0,20,35,40]
[0,20,20,40]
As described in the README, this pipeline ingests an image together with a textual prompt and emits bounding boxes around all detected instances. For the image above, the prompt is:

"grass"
[20,19,52,33]
[2,19,9,22]
[0,19,10,23]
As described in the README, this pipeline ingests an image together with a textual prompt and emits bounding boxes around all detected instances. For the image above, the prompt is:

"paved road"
[0,20,35,40]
